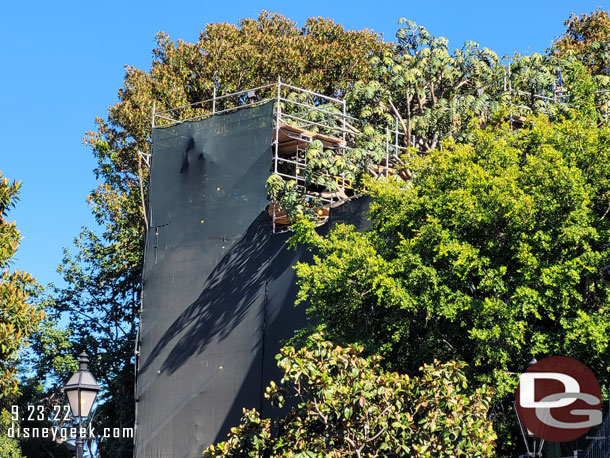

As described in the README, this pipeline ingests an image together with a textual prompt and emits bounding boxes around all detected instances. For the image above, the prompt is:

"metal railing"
[583,413,610,458]
[152,78,407,233]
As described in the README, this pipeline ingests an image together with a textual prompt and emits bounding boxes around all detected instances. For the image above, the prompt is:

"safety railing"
[152,78,406,233]
[583,413,610,458]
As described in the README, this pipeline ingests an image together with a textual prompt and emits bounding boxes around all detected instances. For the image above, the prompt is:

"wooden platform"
[275,123,345,155]
[268,201,330,229]
[503,114,527,128]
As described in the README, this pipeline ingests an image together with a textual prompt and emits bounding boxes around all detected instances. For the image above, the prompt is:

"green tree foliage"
[16,317,78,458]
[0,175,43,401]
[554,8,610,76]
[563,60,599,121]
[0,409,23,458]
[343,21,571,150]
[505,52,567,119]
[291,113,610,403]
[357,20,503,150]
[344,19,610,159]
[49,227,140,457]
[0,173,44,458]
[204,334,495,458]
[552,9,610,118]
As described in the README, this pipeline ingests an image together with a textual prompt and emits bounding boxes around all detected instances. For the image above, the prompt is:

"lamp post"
[63,352,100,458]
[516,358,544,458]
[516,419,544,458]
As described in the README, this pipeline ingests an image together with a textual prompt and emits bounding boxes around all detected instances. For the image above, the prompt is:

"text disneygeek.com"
[7,423,134,440]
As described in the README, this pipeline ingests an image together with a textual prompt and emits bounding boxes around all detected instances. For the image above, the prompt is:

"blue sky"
[1,0,608,286]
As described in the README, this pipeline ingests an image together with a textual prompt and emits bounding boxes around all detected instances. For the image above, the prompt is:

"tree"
[0,410,24,458]
[268,19,610,226]
[290,112,610,453]
[50,227,139,457]
[16,316,79,458]
[344,20,504,152]
[344,21,573,152]
[552,9,610,121]
[343,16,610,159]
[204,334,495,458]
[554,8,610,76]
[0,173,44,458]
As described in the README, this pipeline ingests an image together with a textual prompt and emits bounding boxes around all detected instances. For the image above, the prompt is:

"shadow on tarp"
[134,100,371,458]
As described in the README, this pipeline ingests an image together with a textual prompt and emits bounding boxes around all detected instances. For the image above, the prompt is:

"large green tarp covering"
[134,102,370,457]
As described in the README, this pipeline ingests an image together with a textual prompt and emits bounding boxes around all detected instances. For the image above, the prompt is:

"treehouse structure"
[132,66,610,458]
[133,80,403,458]
[133,76,594,458]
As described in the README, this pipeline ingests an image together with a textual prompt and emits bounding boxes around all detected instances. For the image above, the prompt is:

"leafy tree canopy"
[554,8,610,76]
[204,334,495,458]
[0,173,44,458]
[291,112,610,400]
[347,19,504,151]
[0,174,43,403]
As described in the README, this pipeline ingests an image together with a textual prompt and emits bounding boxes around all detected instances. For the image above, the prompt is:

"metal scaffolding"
[153,78,407,233]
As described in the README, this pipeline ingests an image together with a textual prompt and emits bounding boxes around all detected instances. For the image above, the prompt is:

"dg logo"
[516,356,602,442]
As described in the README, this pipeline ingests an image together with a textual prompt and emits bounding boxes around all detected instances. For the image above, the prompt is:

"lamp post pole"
[76,416,83,458]
[63,352,100,458]
[516,358,544,458]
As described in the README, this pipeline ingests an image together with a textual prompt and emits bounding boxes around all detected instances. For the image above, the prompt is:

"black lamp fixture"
[63,352,100,458]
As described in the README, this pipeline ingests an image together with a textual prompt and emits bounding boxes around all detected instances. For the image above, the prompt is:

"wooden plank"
[275,122,345,147]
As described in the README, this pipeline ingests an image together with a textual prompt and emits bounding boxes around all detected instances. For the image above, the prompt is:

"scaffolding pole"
[385,127,390,177]
[272,78,283,233]
[341,99,347,191]
[508,62,513,130]
[274,77,281,174]
[394,117,399,164]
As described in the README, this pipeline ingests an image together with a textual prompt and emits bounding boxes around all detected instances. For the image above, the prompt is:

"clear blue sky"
[1,0,607,286]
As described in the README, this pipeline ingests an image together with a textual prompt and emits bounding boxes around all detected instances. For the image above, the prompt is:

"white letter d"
[520,372,580,408]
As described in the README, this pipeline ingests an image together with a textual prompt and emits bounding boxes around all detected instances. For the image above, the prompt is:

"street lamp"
[63,352,100,458]
[517,420,544,458]
[516,358,544,458]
